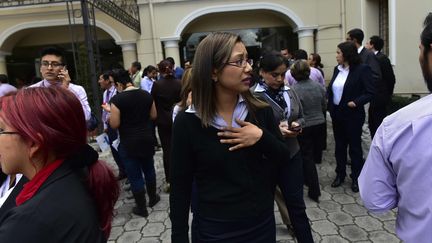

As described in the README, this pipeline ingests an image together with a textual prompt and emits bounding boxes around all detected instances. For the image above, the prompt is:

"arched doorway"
[1,25,122,88]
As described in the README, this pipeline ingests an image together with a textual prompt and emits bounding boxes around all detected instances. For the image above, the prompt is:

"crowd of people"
[0,13,431,243]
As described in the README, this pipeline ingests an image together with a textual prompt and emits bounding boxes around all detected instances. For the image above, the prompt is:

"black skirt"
[194,210,275,243]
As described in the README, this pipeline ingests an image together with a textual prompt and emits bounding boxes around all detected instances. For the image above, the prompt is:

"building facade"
[0,0,430,94]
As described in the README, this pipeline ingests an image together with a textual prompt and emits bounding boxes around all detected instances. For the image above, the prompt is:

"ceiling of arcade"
[181,10,295,35]
[1,25,113,53]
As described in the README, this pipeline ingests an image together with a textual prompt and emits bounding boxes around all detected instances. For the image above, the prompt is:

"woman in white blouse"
[327,41,375,193]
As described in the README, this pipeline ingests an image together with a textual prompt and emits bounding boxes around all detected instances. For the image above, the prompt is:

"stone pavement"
[101,119,401,243]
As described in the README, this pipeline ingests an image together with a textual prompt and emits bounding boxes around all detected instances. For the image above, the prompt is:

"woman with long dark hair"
[253,51,314,243]
[0,87,119,242]
[170,32,289,242]
[327,41,374,192]
[151,59,181,191]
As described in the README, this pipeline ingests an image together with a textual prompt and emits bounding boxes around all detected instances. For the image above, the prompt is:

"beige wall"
[393,0,430,94]
[1,0,430,94]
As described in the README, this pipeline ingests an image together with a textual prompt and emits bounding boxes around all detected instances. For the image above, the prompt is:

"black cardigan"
[169,106,289,242]
[0,162,105,243]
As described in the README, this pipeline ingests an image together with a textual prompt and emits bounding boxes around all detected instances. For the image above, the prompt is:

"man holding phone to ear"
[30,47,91,121]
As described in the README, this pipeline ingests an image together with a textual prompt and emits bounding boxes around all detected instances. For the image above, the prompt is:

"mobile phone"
[290,125,302,132]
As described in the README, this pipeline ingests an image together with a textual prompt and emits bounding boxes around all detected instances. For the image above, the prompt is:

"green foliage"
[387,94,421,115]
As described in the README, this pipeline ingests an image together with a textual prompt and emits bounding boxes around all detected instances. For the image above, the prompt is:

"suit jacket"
[327,64,375,116]
[0,162,105,243]
[151,76,181,127]
[376,52,396,100]
[359,48,382,82]
[0,176,28,220]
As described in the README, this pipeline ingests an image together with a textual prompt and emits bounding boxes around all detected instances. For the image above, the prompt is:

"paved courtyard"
[102,118,401,243]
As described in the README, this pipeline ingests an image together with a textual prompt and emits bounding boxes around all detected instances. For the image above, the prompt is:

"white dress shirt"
[0,174,23,207]
[30,80,91,121]
[332,65,350,105]
[140,76,154,93]
[0,83,17,97]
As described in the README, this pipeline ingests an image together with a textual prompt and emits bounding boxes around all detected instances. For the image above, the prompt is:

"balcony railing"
[0,0,140,33]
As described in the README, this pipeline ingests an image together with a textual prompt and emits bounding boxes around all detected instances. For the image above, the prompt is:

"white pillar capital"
[119,43,137,52]
[294,26,317,38]
[0,51,11,62]
[161,37,181,48]
[161,37,181,66]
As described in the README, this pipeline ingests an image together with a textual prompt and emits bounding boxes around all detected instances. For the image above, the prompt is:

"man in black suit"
[347,29,382,139]
[366,35,396,137]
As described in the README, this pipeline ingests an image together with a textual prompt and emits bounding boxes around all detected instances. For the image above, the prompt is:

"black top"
[111,88,155,158]
[169,106,289,242]
[151,77,181,127]
[0,162,105,243]
[376,52,396,103]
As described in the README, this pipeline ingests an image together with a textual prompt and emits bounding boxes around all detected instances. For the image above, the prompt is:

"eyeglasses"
[226,58,253,68]
[0,130,19,135]
[40,61,64,68]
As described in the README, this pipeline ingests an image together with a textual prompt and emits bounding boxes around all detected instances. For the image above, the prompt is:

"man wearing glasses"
[30,47,91,121]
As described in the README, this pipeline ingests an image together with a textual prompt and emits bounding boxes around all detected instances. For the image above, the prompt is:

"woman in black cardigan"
[170,32,289,243]
[327,41,375,192]
[0,87,119,242]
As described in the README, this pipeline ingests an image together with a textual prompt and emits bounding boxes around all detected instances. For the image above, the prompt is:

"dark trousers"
[118,144,156,193]
[278,151,313,243]
[368,101,387,139]
[157,124,172,183]
[297,123,324,197]
[331,107,365,180]
[106,126,126,176]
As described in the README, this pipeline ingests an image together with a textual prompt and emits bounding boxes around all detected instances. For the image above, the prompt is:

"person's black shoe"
[351,179,359,192]
[331,176,344,187]
[308,191,320,203]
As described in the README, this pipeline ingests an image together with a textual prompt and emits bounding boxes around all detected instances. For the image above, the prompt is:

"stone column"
[120,43,138,69]
[0,51,9,75]
[161,37,181,66]
[296,28,315,55]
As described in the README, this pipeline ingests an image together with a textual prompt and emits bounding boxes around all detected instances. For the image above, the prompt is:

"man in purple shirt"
[0,74,17,97]
[359,13,432,242]
[285,49,325,86]
[30,47,91,121]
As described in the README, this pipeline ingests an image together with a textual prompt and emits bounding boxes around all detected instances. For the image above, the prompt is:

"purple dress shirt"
[0,83,17,97]
[285,67,325,86]
[359,94,432,242]
[30,80,91,121]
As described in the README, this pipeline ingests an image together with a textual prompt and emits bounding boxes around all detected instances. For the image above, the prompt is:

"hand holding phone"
[289,121,302,133]
[58,65,71,88]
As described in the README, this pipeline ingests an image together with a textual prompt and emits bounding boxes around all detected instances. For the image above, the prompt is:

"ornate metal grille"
[0,0,140,33]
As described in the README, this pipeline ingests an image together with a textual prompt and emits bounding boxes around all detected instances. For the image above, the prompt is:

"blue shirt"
[359,94,432,243]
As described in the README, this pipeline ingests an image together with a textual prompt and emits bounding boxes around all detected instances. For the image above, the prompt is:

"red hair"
[0,87,119,238]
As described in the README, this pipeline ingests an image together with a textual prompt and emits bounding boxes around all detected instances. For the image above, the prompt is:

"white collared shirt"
[0,174,23,207]
[254,83,291,119]
[30,80,92,121]
[186,95,248,129]
[332,65,350,105]
[357,46,364,54]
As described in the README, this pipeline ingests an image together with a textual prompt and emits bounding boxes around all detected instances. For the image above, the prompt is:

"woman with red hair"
[0,87,119,242]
